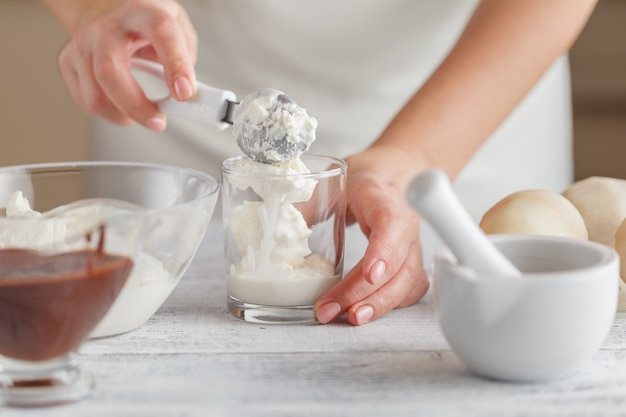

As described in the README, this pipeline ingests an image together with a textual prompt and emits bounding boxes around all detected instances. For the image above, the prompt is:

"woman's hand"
[314,147,430,325]
[41,0,197,131]
[313,0,599,326]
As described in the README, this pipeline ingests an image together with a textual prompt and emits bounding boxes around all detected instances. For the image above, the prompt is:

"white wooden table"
[5,222,626,416]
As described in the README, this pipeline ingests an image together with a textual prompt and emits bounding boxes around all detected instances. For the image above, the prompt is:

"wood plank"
[4,349,626,417]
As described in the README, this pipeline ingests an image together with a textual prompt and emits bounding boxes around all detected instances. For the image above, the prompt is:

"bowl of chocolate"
[0,161,219,406]
[0,221,136,407]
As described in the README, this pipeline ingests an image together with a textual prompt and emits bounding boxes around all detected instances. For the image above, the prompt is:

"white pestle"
[408,169,522,278]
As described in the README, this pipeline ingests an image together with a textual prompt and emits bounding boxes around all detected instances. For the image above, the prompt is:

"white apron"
[90,0,573,263]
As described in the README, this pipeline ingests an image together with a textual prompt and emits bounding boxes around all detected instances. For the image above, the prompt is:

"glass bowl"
[0,161,220,339]
[0,219,137,406]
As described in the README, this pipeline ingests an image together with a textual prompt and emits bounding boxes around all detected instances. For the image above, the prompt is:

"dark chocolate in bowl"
[0,247,133,361]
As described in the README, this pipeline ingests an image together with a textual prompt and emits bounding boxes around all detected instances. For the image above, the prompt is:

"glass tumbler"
[221,154,347,323]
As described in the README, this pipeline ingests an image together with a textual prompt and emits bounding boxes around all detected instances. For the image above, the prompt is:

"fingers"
[315,243,429,325]
[315,230,430,324]
[56,0,197,129]
[348,175,414,286]
[132,3,198,100]
[92,40,166,129]
[58,45,135,126]
[360,210,411,286]
[314,173,430,325]
[346,246,429,325]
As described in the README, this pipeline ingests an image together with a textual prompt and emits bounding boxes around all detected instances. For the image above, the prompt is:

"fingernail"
[145,116,166,132]
[355,305,374,325]
[174,76,194,101]
[316,302,342,324]
[369,260,386,285]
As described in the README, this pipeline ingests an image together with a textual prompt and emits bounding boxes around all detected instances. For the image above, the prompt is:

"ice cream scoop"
[232,88,317,163]
[408,169,521,278]
[130,58,316,163]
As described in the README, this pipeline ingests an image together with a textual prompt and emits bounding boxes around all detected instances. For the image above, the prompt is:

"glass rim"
[0,160,221,216]
[220,154,347,180]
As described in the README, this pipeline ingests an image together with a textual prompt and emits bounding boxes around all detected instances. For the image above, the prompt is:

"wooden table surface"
[4,222,626,417]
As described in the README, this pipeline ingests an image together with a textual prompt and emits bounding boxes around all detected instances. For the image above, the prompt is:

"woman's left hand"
[314,147,430,325]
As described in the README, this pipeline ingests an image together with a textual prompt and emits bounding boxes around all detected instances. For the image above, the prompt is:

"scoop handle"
[130,58,236,130]
[409,169,521,278]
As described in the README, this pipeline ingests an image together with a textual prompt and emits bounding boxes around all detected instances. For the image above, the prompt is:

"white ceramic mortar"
[434,234,619,382]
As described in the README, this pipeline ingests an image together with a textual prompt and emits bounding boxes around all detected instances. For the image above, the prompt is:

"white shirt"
[91,0,573,224]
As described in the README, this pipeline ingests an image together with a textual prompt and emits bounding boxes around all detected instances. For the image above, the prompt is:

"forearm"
[370,0,597,189]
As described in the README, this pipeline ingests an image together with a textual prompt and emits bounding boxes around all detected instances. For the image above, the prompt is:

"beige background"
[570,0,626,180]
[1,0,625,181]
[0,0,88,165]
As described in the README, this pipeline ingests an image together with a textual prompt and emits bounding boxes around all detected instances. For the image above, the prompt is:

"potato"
[480,189,588,239]
[613,217,626,284]
[562,176,626,247]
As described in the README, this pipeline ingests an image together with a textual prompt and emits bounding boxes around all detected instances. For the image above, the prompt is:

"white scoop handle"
[409,169,521,278]
[130,58,236,130]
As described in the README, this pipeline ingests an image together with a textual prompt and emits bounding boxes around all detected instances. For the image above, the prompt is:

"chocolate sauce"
[0,230,133,361]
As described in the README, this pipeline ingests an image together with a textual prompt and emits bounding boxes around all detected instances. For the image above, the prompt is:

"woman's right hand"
[45,0,198,131]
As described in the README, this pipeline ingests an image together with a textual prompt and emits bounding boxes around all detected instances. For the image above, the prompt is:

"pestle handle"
[409,169,522,278]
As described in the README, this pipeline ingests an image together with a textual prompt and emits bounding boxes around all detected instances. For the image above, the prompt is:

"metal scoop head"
[232,88,318,164]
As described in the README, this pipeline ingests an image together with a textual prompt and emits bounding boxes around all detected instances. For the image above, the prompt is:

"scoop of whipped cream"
[0,191,73,249]
[1,191,147,250]
[225,154,337,304]
[227,156,318,275]
[233,89,318,164]
[227,155,317,203]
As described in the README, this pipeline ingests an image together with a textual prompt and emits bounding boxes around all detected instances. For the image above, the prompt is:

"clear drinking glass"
[221,154,347,323]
